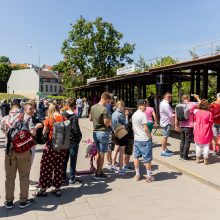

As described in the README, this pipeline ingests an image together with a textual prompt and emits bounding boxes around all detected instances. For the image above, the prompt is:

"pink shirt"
[194,110,213,144]
[179,102,197,128]
[145,107,154,123]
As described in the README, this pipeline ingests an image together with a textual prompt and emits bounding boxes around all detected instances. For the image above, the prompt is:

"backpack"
[86,139,97,158]
[176,103,190,121]
[210,102,220,121]
[7,117,35,153]
[51,118,71,150]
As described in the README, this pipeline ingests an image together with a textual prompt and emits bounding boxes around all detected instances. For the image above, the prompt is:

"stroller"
[76,139,97,175]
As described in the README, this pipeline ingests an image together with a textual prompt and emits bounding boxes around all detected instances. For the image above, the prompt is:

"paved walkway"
[0,119,220,219]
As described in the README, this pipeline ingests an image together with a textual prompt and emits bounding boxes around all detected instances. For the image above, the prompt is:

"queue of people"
[1,91,220,210]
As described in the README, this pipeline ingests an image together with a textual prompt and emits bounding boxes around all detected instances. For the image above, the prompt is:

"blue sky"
[1,0,220,66]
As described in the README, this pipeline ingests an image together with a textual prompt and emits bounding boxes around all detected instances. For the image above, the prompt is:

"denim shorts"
[162,124,171,138]
[134,140,153,163]
[93,131,110,153]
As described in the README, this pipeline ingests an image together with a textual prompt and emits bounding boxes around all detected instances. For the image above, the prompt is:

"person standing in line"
[159,92,175,157]
[1,102,36,209]
[148,93,155,108]
[63,98,82,185]
[105,98,115,169]
[132,99,154,182]
[145,100,158,133]
[76,96,83,118]
[90,92,111,180]
[0,100,10,117]
[82,98,89,118]
[175,94,200,161]
[34,103,67,197]
[209,93,220,156]
[194,100,213,164]
[111,100,128,175]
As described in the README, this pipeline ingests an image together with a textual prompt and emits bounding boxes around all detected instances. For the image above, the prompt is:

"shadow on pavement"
[0,175,113,218]
[154,171,182,181]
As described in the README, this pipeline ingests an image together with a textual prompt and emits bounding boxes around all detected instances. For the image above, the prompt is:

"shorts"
[125,139,134,156]
[134,140,153,163]
[162,124,171,138]
[112,133,128,146]
[147,122,154,133]
[212,124,220,137]
[93,131,110,153]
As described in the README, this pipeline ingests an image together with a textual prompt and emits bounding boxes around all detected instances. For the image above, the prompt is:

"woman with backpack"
[34,103,67,197]
[194,99,213,165]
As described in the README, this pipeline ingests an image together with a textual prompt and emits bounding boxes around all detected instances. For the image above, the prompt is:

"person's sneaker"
[106,164,112,170]
[69,178,83,185]
[123,165,134,171]
[165,149,173,153]
[118,169,126,175]
[161,151,173,157]
[146,176,155,183]
[110,166,117,172]
[4,201,13,209]
[19,199,33,209]
[134,175,141,181]
[29,185,37,191]
[94,173,107,180]
[213,151,218,156]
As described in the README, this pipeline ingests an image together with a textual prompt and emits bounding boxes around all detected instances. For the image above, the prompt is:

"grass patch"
[0,93,27,100]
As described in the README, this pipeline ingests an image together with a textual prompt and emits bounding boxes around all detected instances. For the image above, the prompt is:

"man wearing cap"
[210,93,220,155]
[132,99,154,182]
[159,92,175,156]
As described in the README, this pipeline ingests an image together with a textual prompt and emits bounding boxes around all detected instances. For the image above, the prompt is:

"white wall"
[7,69,39,97]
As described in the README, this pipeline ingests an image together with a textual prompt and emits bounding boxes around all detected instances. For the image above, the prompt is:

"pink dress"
[145,107,154,123]
[194,110,213,144]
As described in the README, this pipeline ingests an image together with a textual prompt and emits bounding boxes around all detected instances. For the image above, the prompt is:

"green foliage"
[46,95,68,100]
[135,55,149,71]
[0,56,10,64]
[0,63,12,92]
[61,16,135,84]
[151,56,178,67]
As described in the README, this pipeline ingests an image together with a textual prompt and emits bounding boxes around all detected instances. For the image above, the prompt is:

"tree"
[135,55,149,71]
[0,56,10,64]
[0,63,12,92]
[61,16,135,85]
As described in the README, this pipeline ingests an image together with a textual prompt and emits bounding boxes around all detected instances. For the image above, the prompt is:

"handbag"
[114,124,128,139]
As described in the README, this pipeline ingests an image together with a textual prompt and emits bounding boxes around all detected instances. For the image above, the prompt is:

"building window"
[54,85,57,92]
[41,85,43,92]
[46,85,48,92]
[60,86,62,92]
[50,85,53,92]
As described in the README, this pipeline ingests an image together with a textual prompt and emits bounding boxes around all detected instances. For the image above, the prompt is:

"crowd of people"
[0,91,220,210]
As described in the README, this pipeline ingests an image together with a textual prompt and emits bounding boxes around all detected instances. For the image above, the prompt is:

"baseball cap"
[137,99,146,106]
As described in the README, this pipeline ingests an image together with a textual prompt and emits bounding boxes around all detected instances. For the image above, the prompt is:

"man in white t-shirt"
[159,92,175,157]
[132,99,154,183]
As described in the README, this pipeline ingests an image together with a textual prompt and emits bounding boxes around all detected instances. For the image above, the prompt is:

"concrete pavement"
[0,118,220,219]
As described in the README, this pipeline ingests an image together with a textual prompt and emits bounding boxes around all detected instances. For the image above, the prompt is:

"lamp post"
[27,44,40,68]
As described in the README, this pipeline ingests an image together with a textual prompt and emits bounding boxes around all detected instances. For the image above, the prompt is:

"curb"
[154,157,220,191]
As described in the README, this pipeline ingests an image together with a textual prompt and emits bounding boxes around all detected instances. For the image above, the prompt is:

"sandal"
[52,189,61,197]
[33,188,47,197]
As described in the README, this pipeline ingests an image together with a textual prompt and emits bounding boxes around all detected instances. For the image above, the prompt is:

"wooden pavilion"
[73,54,220,114]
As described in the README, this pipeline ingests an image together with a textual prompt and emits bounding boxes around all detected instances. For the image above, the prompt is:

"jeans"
[180,127,193,158]
[63,143,79,181]
[77,107,82,118]
[93,131,109,153]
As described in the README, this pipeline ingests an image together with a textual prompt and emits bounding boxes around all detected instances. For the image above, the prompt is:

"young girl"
[194,99,213,164]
